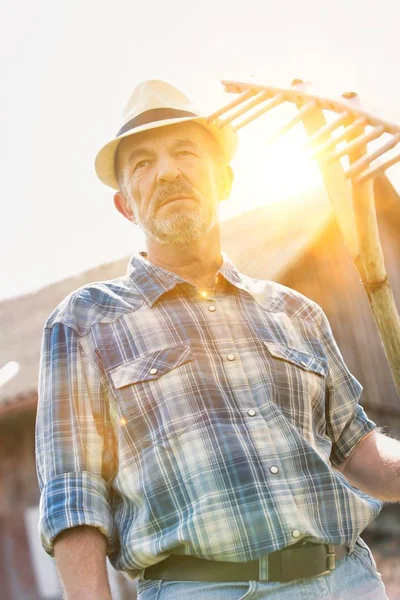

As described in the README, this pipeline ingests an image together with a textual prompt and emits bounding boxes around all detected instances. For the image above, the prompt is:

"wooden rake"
[208,79,400,397]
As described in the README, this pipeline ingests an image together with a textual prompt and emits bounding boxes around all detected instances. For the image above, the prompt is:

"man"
[36,80,399,600]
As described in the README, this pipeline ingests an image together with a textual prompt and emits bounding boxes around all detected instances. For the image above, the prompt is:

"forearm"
[54,526,113,600]
[338,431,400,502]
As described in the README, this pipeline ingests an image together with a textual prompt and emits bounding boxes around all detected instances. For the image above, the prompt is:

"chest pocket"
[263,341,328,377]
[109,345,195,451]
[262,340,328,433]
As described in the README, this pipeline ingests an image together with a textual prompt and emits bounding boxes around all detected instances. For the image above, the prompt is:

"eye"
[134,159,152,171]
[177,150,197,157]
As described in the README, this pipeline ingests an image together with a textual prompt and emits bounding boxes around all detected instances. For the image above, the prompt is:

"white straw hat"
[94,80,238,190]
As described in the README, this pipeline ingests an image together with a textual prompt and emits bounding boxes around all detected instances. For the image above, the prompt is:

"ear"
[113,191,137,224]
[218,165,234,202]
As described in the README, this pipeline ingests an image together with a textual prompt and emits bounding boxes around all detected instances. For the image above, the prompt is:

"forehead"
[117,121,216,162]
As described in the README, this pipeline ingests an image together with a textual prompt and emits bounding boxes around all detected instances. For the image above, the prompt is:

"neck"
[144,227,222,288]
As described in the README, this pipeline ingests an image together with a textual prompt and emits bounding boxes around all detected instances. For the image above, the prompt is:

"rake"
[208,79,400,397]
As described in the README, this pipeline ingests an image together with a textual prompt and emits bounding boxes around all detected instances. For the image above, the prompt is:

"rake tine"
[219,80,400,135]
[234,92,286,131]
[207,88,257,123]
[312,117,368,158]
[355,153,400,183]
[325,125,386,164]
[266,100,317,144]
[346,133,400,179]
[217,91,272,127]
[307,112,352,146]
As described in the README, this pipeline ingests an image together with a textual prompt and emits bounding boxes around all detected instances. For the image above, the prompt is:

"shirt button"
[247,409,256,417]
[270,466,279,474]
[292,529,301,539]
[227,354,236,361]
[208,305,216,312]
[149,368,158,375]
[300,360,308,367]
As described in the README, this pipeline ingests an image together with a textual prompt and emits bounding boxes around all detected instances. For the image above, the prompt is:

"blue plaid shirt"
[36,250,382,579]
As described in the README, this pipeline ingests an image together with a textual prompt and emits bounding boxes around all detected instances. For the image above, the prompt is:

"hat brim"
[94,115,237,190]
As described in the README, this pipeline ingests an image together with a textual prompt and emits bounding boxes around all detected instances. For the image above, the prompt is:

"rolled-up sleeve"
[317,309,377,467]
[35,321,117,557]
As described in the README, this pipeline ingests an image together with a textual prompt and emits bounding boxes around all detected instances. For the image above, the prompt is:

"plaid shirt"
[36,250,382,579]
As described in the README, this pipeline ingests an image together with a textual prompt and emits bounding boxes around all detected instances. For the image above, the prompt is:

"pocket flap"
[110,345,193,389]
[263,341,328,377]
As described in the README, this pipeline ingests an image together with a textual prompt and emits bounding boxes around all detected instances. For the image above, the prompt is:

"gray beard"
[138,203,218,245]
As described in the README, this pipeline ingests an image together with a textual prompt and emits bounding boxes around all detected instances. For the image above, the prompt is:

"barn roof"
[0,175,398,418]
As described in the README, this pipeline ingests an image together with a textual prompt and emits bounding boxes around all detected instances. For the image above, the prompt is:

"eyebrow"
[168,138,199,151]
[127,138,199,165]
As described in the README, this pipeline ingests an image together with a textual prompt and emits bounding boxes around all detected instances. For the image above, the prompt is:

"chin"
[144,209,217,243]
[155,231,203,245]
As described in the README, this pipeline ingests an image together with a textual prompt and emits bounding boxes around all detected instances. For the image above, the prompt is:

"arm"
[36,321,117,593]
[54,526,112,600]
[336,429,400,501]
[315,307,400,501]
[316,308,379,469]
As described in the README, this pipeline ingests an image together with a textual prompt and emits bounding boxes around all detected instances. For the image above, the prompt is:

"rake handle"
[299,102,400,397]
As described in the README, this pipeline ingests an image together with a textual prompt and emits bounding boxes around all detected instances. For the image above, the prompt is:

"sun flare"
[220,122,323,221]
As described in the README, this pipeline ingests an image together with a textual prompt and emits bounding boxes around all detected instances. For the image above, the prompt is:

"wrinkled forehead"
[116,121,218,167]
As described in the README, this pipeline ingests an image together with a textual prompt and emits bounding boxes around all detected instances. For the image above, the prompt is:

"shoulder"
[44,274,144,336]
[238,271,322,322]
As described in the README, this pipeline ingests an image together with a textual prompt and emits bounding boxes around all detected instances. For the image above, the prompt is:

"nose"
[156,155,181,183]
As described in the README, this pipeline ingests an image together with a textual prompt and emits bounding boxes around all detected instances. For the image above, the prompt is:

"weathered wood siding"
[280,177,400,437]
[0,412,41,599]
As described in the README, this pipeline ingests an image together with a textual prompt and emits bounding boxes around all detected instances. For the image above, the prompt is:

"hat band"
[117,108,198,137]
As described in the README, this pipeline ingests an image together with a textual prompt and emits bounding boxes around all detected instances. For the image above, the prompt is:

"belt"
[143,543,348,583]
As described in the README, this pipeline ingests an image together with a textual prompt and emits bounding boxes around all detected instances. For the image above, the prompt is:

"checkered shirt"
[36,250,382,579]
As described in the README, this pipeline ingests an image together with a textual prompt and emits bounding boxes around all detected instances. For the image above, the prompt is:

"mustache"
[153,182,198,207]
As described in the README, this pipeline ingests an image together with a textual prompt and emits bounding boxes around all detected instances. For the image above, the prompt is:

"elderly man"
[36,80,399,600]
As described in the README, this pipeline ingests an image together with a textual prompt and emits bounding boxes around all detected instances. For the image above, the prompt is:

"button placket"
[244,411,283,485]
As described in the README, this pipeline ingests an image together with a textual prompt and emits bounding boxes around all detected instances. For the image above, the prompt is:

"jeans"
[137,538,388,599]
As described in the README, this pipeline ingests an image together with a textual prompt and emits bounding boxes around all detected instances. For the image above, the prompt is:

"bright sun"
[220,119,323,221]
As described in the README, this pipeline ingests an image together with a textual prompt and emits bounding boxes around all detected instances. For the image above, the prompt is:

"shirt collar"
[126,249,246,307]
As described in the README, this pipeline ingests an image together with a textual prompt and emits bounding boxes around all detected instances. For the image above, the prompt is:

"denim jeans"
[137,538,388,599]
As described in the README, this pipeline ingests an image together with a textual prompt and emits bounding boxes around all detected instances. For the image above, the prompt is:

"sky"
[2,0,400,300]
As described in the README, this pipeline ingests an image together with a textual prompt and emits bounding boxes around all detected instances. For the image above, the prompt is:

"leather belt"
[143,543,348,583]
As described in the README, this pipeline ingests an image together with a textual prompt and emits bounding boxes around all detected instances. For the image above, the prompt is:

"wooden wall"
[280,191,400,438]
[0,411,39,517]
[0,411,41,599]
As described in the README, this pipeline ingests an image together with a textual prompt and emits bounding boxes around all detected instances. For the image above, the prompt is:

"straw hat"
[94,80,238,190]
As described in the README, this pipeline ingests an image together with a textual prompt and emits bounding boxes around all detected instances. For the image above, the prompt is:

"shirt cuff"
[330,404,378,467]
[38,471,117,557]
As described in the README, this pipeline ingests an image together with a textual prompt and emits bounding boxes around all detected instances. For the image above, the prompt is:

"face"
[114,121,232,244]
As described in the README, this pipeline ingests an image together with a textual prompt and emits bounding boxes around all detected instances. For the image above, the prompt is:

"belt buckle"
[320,544,336,576]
